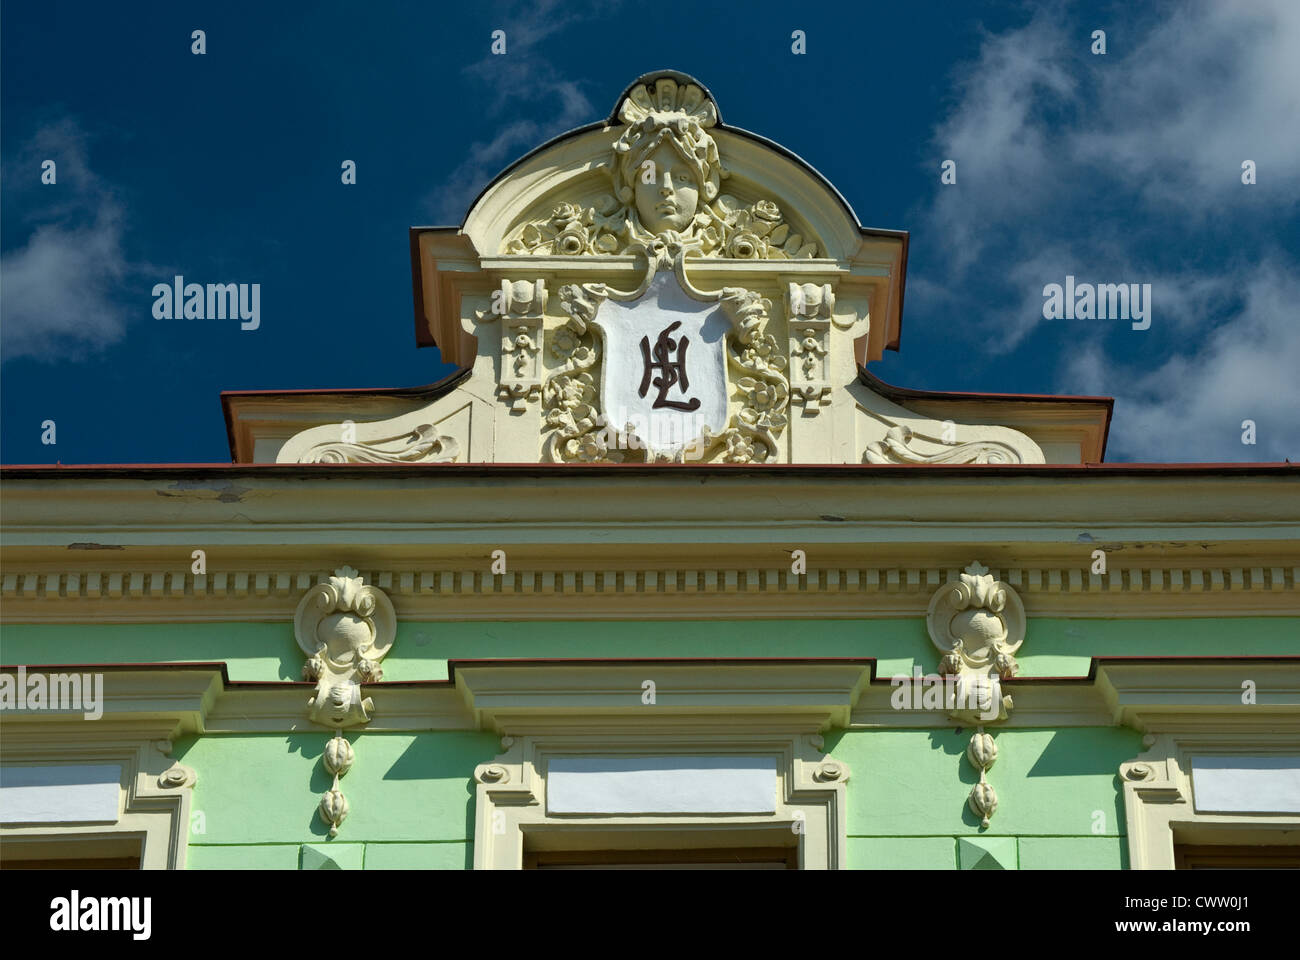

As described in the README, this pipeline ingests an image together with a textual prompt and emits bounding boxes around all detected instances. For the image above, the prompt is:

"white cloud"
[927,13,1075,275]
[425,0,618,224]
[1,118,138,363]
[1079,0,1300,212]
[918,1,1300,461]
[1065,260,1300,461]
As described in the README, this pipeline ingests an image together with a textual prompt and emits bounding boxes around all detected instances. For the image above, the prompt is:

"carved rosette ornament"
[294,565,396,837]
[926,562,1027,829]
[502,77,820,261]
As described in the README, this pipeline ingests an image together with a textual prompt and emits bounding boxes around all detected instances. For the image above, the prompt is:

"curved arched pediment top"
[461,72,870,265]
[241,72,1110,467]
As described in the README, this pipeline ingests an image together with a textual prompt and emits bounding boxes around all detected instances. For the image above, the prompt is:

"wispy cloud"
[1067,259,1299,462]
[423,0,620,224]
[1,118,141,363]
[917,1,1300,461]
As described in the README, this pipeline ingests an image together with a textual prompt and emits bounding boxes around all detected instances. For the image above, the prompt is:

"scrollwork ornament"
[539,247,789,463]
[927,562,1025,725]
[294,566,396,728]
[295,567,395,839]
[158,764,195,790]
[927,563,1026,830]
[1124,762,1154,782]
[864,424,1022,465]
[815,760,845,783]
[299,423,460,464]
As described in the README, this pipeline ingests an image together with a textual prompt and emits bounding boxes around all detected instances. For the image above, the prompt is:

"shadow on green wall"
[384,733,499,841]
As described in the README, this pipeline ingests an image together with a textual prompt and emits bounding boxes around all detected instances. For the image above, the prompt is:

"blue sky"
[3,0,1297,464]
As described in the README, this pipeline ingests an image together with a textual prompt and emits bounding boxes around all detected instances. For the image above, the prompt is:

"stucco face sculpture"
[505,75,825,261]
[634,141,702,234]
[613,78,721,240]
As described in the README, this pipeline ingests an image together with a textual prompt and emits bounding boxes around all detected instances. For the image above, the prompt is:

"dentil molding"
[6,563,1293,622]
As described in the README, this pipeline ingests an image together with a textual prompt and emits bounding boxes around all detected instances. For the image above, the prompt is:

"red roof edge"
[1,461,1294,474]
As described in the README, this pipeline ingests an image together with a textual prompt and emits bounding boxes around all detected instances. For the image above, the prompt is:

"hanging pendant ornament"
[928,563,1026,829]
[295,566,396,838]
[318,731,355,836]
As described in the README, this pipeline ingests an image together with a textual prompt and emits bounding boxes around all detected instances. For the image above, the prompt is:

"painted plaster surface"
[848,836,1128,871]
[187,841,471,870]
[827,727,1141,838]
[173,732,498,845]
[3,618,1296,681]
[1018,837,1127,869]
[176,727,1139,868]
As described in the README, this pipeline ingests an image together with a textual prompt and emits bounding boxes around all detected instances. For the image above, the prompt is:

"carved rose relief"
[502,77,820,260]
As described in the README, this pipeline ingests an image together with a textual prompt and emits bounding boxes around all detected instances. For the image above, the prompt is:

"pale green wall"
[3,617,1295,681]
[7,616,1290,869]
[176,727,1138,869]
[175,731,497,870]
[828,727,1140,869]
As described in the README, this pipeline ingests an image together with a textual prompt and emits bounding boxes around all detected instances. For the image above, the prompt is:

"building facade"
[2,72,1297,870]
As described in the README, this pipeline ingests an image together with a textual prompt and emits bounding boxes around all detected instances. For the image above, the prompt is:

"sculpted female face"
[634,141,700,234]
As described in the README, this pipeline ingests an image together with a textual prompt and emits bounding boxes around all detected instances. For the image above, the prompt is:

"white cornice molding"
[1097,661,1300,732]
[0,666,224,737]
[4,469,1295,541]
[204,685,471,733]
[851,681,1112,728]
[4,660,1295,736]
[2,561,1295,622]
[454,661,872,733]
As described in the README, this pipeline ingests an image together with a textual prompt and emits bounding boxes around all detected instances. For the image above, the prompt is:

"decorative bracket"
[926,561,1026,828]
[294,565,396,836]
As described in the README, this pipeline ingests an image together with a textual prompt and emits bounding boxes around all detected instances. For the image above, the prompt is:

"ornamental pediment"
[496,75,823,262]
[228,72,1109,467]
[463,72,850,268]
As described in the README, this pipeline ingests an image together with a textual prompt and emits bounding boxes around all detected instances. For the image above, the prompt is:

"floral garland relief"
[541,244,789,464]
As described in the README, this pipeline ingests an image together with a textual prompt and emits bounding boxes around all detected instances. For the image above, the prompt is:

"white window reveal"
[1191,755,1300,814]
[547,756,778,815]
[0,764,122,823]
